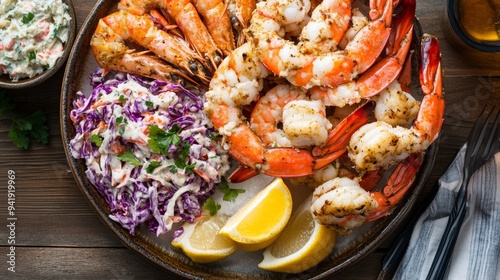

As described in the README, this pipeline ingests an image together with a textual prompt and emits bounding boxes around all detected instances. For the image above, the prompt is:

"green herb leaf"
[217,177,245,202]
[11,117,32,131]
[173,141,192,170]
[22,12,34,24]
[116,150,141,166]
[115,116,126,125]
[52,25,59,38]
[89,134,103,147]
[148,124,181,154]
[0,92,49,149]
[145,101,154,107]
[203,197,221,216]
[28,51,36,61]
[208,131,221,140]
[146,160,161,174]
[8,126,30,149]
[118,95,126,103]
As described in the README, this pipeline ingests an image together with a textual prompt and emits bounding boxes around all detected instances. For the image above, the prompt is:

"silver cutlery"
[377,106,500,280]
[425,106,500,280]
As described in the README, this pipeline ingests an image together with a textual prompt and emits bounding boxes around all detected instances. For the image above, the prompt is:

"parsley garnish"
[174,141,194,170]
[148,125,195,172]
[209,131,221,140]
[89,134,103,147]
[203,197,221,216]
[52,25,59,38]
[28,51,36,61]
[217,177,245,202]
[146,160,161,174]
[22,12,34,24]
[0,91,49,149]
[118,95,126,103]
[116,116,127,135]
[145,101,154,107]
[148,124,181,154]
[115,116,126,125]
[116,150,141,166]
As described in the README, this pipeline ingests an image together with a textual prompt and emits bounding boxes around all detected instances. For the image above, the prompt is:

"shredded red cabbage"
[70,69,230,236]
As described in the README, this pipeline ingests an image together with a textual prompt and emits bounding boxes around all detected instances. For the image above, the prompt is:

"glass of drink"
[444,0,500,52]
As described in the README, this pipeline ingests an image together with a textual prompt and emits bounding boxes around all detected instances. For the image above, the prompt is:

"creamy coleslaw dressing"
[70,73,231,236]
[0,0,71,81]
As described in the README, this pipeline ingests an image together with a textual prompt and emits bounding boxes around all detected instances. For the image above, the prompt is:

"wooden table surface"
[2,0,500,279]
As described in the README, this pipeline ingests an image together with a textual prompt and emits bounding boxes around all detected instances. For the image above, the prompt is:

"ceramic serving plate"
[0,0,76,89]
[60,0,439,279]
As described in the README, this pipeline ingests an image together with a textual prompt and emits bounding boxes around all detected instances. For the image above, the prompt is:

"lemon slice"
[219,178,293,251]
[171,213,237,263]
[258,196,336,273]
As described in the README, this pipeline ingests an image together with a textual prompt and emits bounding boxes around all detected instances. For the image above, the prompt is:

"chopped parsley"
[203,197,221,216]
[145,101,154,107]
[115,116,126,125]
[0,91,49,149]
[217,177,245,202]
[116,150,141,166]
[148,124,181,154]
[146,160,161,174]
[52,25,60,38]
[28,51,36,61]
[21,12,34,24]
[89,134,103,147]
[148,124,195,172]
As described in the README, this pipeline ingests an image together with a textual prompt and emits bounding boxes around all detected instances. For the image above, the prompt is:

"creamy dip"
[0,0,71,81]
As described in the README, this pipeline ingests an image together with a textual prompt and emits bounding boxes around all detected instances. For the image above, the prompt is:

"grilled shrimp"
[204,42,375,180]
[348,35,443,171]
[373,80,420,127]
[311,153,422,234]
[309,0,416,107]
[225,0,257,46]
[90,10,209,86]
[117,0,223,70]
[165,0,222,69]
[310,35,443,234]
[249,83,332,148]
[192,0,235,56]
[247,0,393,89]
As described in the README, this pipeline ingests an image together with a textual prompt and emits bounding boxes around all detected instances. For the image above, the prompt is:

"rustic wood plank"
[1,246,388,280]
[2,247,175,279]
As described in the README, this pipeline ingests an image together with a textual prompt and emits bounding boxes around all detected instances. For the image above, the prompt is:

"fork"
[425,106,500,280]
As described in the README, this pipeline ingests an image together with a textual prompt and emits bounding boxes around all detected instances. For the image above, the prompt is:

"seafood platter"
[61,0,443,279]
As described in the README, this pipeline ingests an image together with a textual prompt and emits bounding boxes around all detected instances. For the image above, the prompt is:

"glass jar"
[444,0,500,52]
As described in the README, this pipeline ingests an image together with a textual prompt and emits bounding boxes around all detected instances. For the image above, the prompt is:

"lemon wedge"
[171,213,237,263]
[219,178,293,251]
[258,196,336,273]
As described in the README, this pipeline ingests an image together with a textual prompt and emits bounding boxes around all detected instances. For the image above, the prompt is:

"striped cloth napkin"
[394,145,500,280]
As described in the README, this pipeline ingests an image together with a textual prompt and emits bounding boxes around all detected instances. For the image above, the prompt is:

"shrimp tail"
[366,152,422,222]
[312,100,376,157]
[344,0,393,74]
[414,34,444,144]
[355,0,416,98]
[228,165,259,183]
[359,169,383,191]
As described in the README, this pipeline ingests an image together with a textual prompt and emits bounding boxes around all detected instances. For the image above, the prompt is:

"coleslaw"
[0,0,71,81]
[70,69,230,236]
